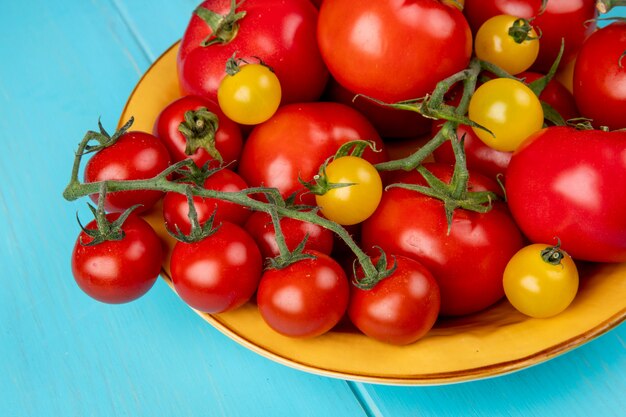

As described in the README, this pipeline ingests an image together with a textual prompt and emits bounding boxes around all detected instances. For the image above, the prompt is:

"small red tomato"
[153,95,243,168]
[162,169,251,235]
[71,213,163,304]
[348,255,440,345]
[170,222,262,313]
[84,131,171,213]
[244,211,334,259]
[257,251,350,338]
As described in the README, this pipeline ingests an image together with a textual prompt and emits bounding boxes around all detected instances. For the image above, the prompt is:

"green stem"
[596,0,626,14]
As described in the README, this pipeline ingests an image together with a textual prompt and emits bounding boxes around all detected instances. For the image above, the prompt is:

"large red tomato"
[177,0,328,105]
[362,163,524,316]
[573,22,626,131]
[506,126,626,263]
[463,0,597,72]
[237,102,388,204]
[317,0,472,103]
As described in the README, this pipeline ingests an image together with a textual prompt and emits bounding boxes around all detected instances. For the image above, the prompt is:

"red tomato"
[348,255,440,345]
[506,126,626,263]
[84,131,171,213]
[323,77,432,139]
[317,0,472,103]
[153,95,243,168]
[362,163,524,316]
[519,71,580,122]
[257,251,350,338]
[463,0,597,72]
[573,22,626,130]
[71,213,163,304]
[244,211,334,259]
[170,222,262,313]
[432,122,512,181]
[162,169,251,235]
[237,102,388,204]
[177,0,328,105]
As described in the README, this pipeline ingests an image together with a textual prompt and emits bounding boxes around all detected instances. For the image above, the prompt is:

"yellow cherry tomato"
[474,15,540,75]
[315,156,382,226]
[503,243,579,318]
[468,77,544,152]
[217,63,282,125]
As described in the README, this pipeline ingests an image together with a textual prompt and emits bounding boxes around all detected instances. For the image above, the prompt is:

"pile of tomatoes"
[68,0,626,346]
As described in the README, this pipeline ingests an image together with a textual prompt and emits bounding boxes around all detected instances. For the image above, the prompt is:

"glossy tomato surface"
[84,131,171,213]
[348,255,440,345]
[573,22,626,130]
[170,222,262,313]
[318,0,472,102]
[237,102,387,204]
[153,95,242,168]
[506,126,626,262]
[71,213,163,304]
[257,251,350,338]
[362,164,524,316]
[178,0,328,105]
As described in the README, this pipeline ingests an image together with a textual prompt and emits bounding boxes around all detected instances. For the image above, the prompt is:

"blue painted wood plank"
[0,1,366,416]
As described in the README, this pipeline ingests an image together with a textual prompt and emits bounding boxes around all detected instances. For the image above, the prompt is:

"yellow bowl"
[122,42,626,385]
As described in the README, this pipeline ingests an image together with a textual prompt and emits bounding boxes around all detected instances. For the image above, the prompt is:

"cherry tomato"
[519,71,579,121]
[317,0,472,102]
[362,163,524,316]
[315,156,382,226]
[505,126,626,263]
[84,131,171,213]
[237,102,388,205]
[162,168,251,235]
[170,222,262,313]
[463,0,597,72]
[474,15,539,75]
[71,213,163,304]
[217,63,282,125]
[468,78,544,152]
[503,243,579,318]
[153,95,243,168]
[244,211,334,260]
[178,0,327,105]
[348,255,440,345]
[257,251,350,338]
[573,21,626,130]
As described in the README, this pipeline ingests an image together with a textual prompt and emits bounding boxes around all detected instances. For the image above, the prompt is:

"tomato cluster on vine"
[65,0,626,346]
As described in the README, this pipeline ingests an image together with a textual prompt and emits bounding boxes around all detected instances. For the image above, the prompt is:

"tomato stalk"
[177,107,223,163]
[63,122,391,285]
[596,0,626,14]
[540,240,567,266]
[195,0,246,46]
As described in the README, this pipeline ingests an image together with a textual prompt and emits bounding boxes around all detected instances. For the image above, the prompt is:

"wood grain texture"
[1,1,625,416]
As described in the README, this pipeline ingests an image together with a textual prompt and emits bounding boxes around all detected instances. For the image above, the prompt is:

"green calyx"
[540,239,566,266]
[352,247,397,291]
[508,18,540,44]
[195,0,247,47]
[168,185,221,243]
[177,107,222,164]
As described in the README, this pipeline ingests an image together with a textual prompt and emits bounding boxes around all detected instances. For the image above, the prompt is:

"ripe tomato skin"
[432,122,512,181]
[463,0,596,72]
[71,213,163,304]
[474,14,540,75]
[315,156,383,226]
[318,0,472,103]
[573,22,626,130]
[257,251,350,338]
[84,131,171,213]
[348,255,440,345]
[503,243,579,318]
[177,0,328,105]
[170,222,262,313]
[362,163,524,316]
[468,78,544,152]
[244,211,333,260]
[237,102,388,204]
[506,126,626,263]
[153,95,243,168]
[162,169,251,235]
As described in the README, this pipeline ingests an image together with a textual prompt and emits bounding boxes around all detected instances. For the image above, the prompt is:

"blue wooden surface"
[1,2,625,416]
